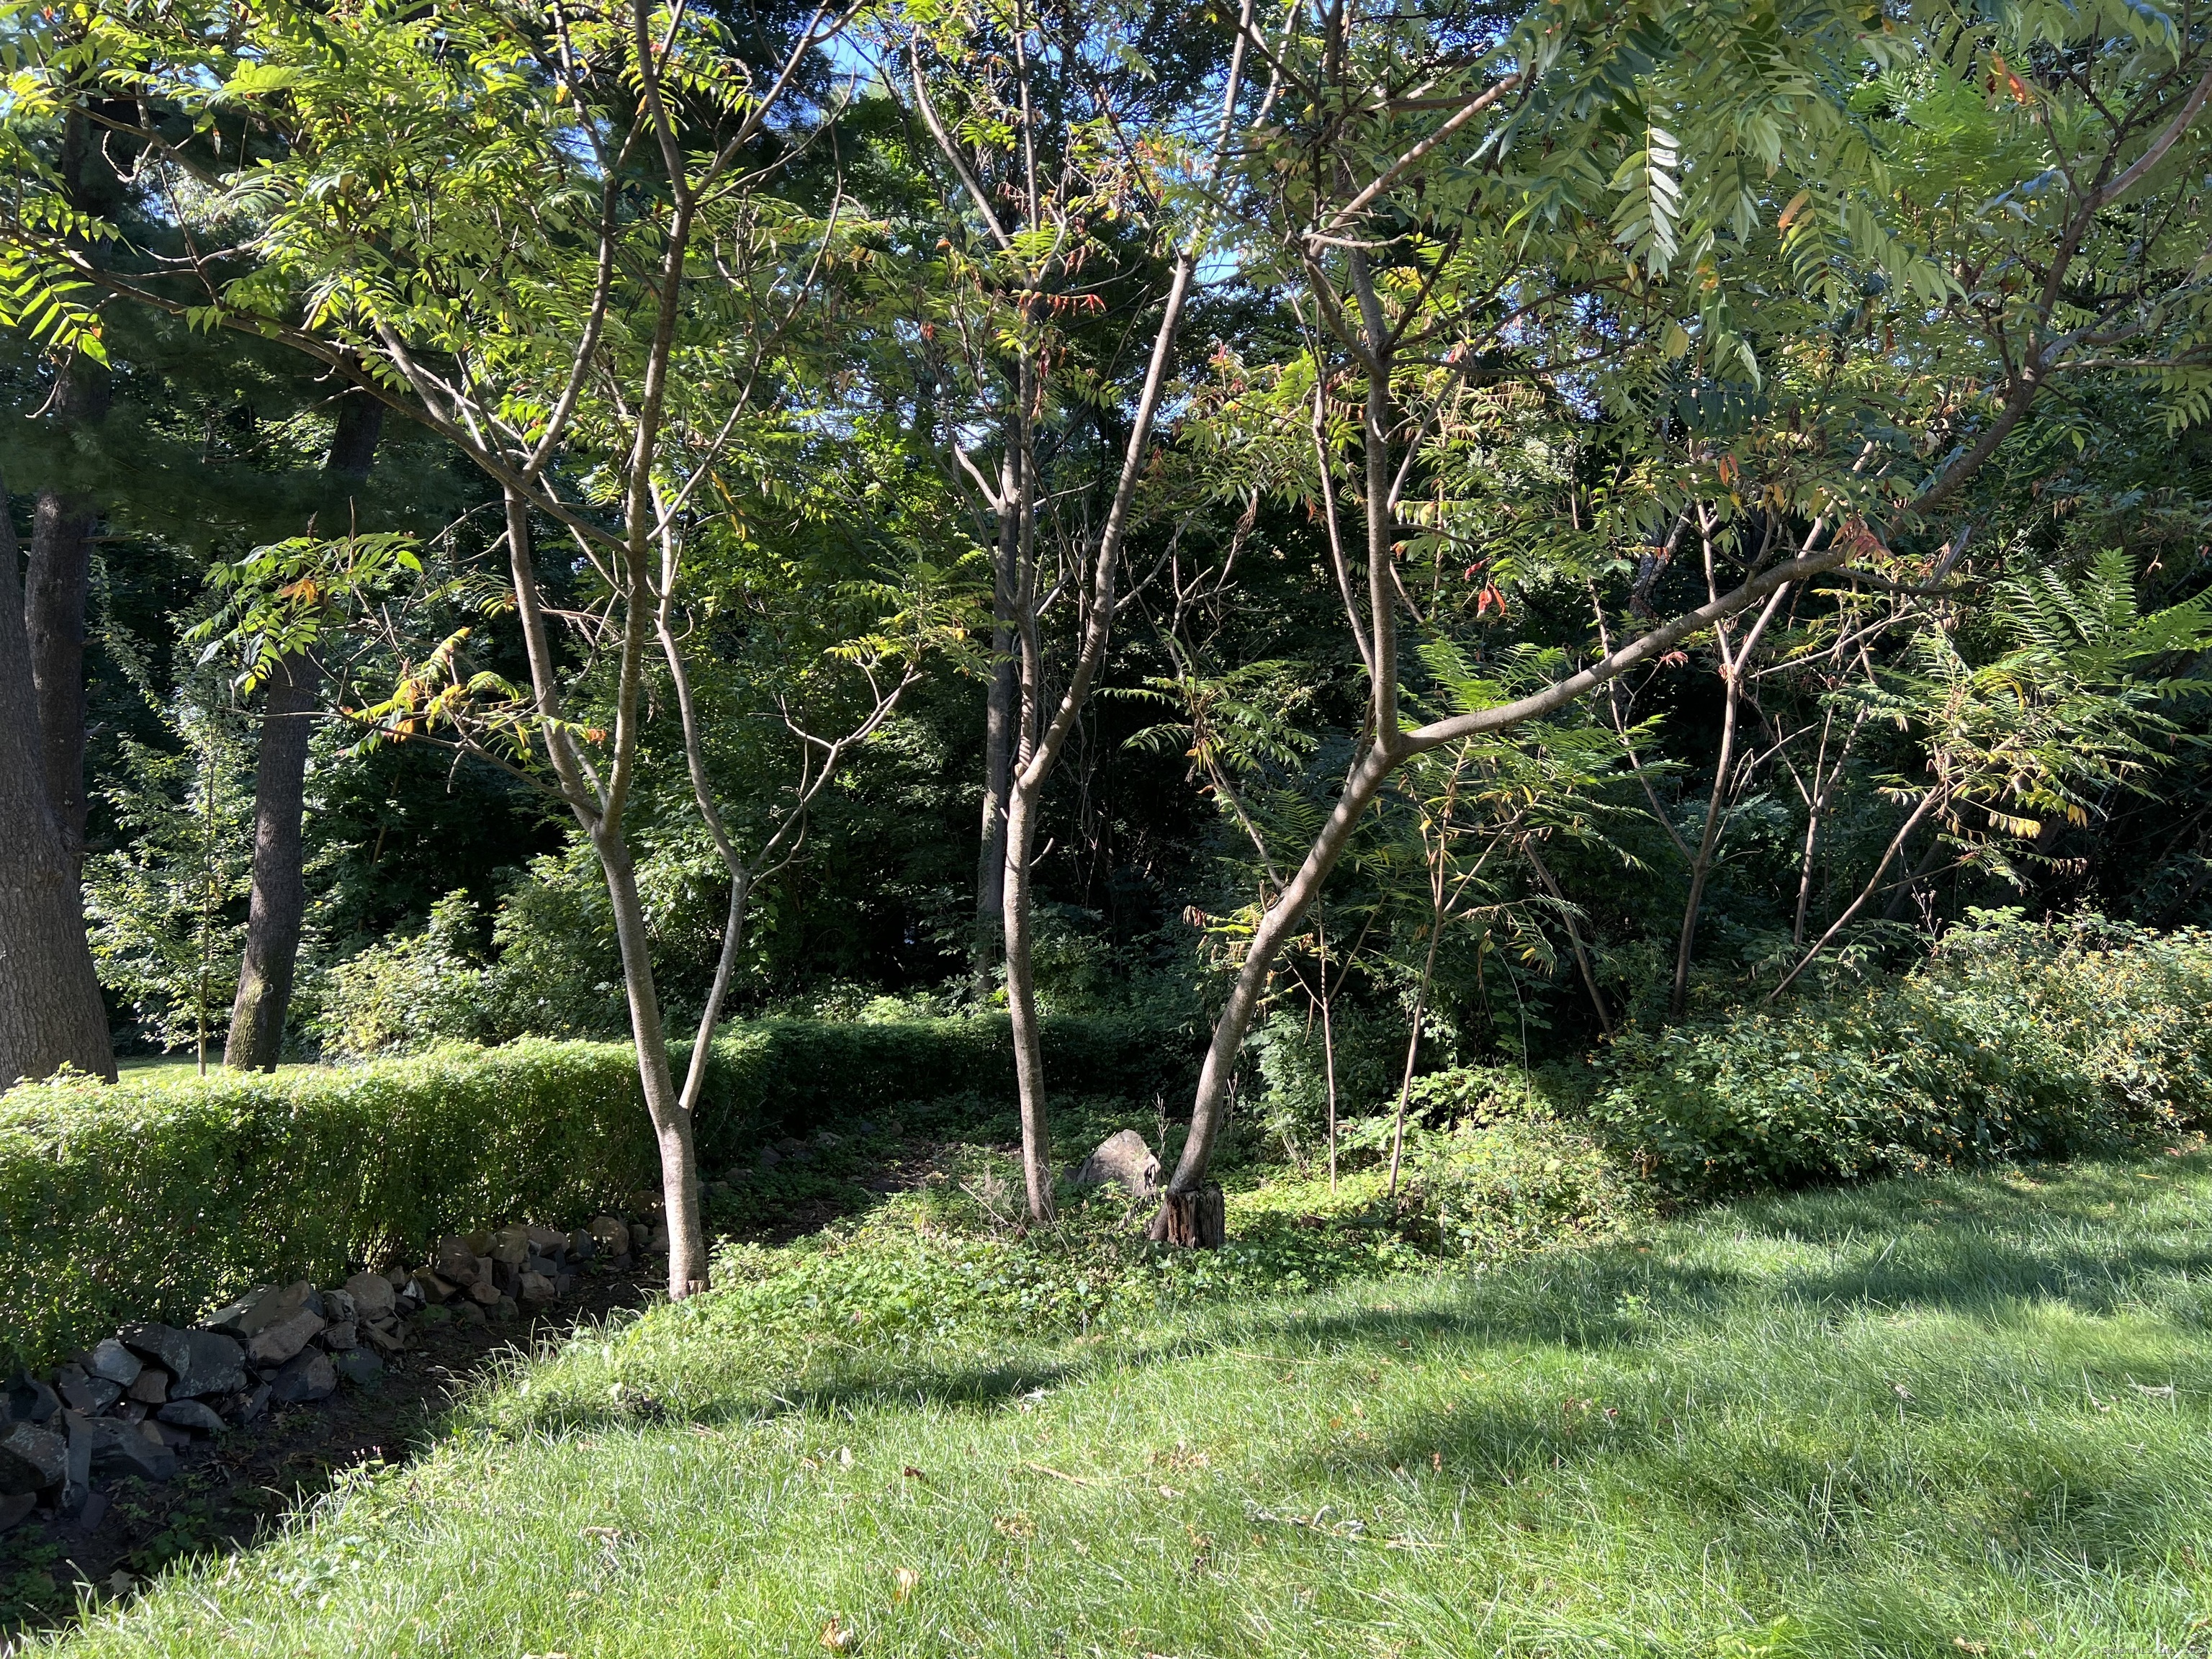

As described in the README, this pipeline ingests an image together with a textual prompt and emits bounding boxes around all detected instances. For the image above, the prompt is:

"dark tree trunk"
[24,353,109,872]
[223,653,318,1069]
[225,390,384,1069]
[1146,1184,1224,1248]
[0,471,114,1085]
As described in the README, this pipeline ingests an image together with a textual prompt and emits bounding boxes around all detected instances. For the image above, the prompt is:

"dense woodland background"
[4,0,2212,1266]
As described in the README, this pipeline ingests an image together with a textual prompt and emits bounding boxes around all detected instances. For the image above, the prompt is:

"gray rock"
[268,1352,337,1406]
[1070,1129,1161,1199]
[588,1215,631,1256]
[519,1271,557,1303]
[246,1310,327,1368]
[55,1365,121,1416]
[457,1302,487,1326]
[128,1367,168,1405]
[75,1415,174,1483]
[468,1264,499,1305]
[321,1289,357,1323]
[489,1227,531,1266]
[6,1372,59,1424]
[568,1230,596,1262]
[410,1270,456,1305]
[0,1422,68,1493]
[645,1222,671,1254]
[0,1491,34,1532]
[526,1224,567,1258]
[343,1272,396,1321]
[119,1325,245,1399]
[156,1400,226,1434]
[148,1422,193,1451]
[202,1281,314,1339]
[435,1236,480,1285]
[112,1400,147,1424]
[86,1339,142,1388]
[320,1321,359,1351]
[218,1385,271,1426]
[331,1349,384,1388]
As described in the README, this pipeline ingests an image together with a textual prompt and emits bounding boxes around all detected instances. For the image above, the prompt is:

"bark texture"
[225,390,384,1069]
[222,652,318,1069]
[0,470,114,1084]
[24,353,109,871]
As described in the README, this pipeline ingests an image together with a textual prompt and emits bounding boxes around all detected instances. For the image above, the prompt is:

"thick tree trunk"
[24,352,109,872]
[1149,1184,1224,1248]
[223,653,318,1069]
[224,390,384,1069]
[0,471,114,1085]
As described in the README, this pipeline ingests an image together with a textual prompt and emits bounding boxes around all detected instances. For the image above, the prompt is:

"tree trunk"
[0,469,114,1085]
[223,652,318,1069]
[598,825,709,1296]
[24,351,109,873]
[974,457,1018,987]
[1001,763,1056,1223]
[1148,1184,1224,1248]
[225,392,383,1070]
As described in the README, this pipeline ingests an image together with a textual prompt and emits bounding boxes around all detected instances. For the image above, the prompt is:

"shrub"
[0,1042,654,1370]
[1594,913,2212,1195]
[0,1012,1200,1369]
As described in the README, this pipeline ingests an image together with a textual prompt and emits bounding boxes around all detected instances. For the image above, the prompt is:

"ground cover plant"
[12,1148,2212,1657]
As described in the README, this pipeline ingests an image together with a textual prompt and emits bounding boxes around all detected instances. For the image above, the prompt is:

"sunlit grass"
[27,1153,2212,1657]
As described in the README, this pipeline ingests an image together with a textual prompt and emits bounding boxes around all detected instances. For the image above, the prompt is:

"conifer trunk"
[226,391,382,1069]
[0,469,113,1085]
[24,353,108,872]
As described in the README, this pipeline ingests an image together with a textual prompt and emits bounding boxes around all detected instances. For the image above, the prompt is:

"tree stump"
[1148,1184,1226,1249]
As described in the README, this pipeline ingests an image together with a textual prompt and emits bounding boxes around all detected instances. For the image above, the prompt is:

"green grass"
[26,1153,2212,1658]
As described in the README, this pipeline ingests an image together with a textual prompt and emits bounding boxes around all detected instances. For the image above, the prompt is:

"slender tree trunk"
[974,451,1018,988]
[1526,842,1611,1036]
[227,392,383,1069]
[1315,908,1339,1191]
[1001,767,1055,1222]
[597,825,709,1293]
[0,469,114,1085]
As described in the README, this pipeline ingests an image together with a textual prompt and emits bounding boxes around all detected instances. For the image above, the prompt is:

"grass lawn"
[24,1152,2212,1658]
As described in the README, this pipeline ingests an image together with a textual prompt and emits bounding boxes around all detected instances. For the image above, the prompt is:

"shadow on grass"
[488,1154,2212,1452]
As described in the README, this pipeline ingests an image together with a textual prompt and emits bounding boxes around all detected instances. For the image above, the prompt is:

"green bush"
[1594,913,2212,1194]
[0,1041,655,1371]
[0,1013,1198,1370]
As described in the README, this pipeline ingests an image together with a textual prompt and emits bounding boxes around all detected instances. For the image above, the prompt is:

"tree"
[1151,0,2212,1229]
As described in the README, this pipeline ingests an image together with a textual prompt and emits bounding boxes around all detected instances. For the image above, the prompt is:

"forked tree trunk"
[0,469,114,1085]
[228,392,384,1069]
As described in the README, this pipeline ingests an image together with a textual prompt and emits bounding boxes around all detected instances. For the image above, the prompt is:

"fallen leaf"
[821,1616,856,1650]
[892,1568,920,1604]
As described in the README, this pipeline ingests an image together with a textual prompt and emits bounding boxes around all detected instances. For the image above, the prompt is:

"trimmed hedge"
[1594,915,2212,1195]
[0,1015,1196,1369]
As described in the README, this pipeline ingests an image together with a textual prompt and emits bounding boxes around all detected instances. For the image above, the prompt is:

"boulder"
[218,1385,271,1426]
[148,1420,194,1452]
[567,1230,596,1262]
[5,1372,59,1424]
[1069,1129,1161,1199]
[519,1271,557,1303]
[0,1491,34,1533]
[489,1227,531,1266]
[331,1349,384,1388]
[361,1321,406,1354]
[588,1215,631,1256]
[464,1230,493,1256]
[269,1352,337,1406]
[55,1365,121,1416]
[322,1289,357,1323]
[412,1270,455,1305]
[468,1272,500,1307]
[128,1367,169,1406]
[435,1236,480,1285]
[203,1282,315,1339]
[156,1401,226,1434]
[246,1310,327,1368]
[381,1264,410,1290]
[320,1321,359,1352]
[86,1339,142,1388]
[645,1222,671,1254]
[118,1325,245,1399]
[525,1225,567,1257]
[343,1272,397,1321]
[0,1422,68,1493]
[75,1414,174,1483]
